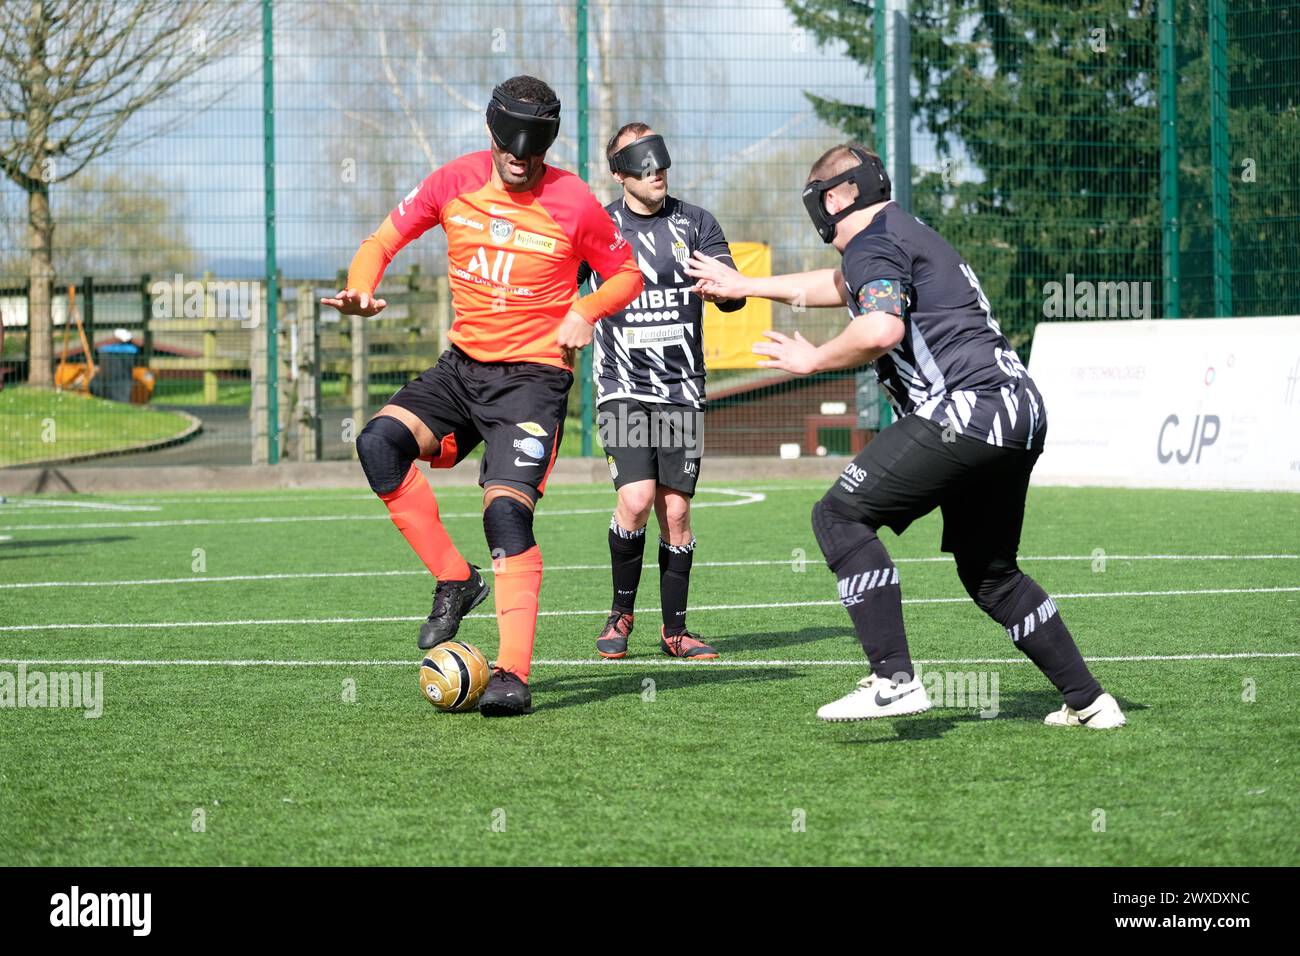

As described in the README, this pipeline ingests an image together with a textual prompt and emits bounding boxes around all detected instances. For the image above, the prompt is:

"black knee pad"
[811,496,878,569]
[954,552,1026,622]
[483,495,536,558]
[356,415,420,495]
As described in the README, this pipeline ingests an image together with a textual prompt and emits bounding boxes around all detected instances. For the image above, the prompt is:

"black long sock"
[956,553,1104,711]
[1001,576,1103,710]
[658,537,695,635]
[608,516,646,614]
[812,500,913,681]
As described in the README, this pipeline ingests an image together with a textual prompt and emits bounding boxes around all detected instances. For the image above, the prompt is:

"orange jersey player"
[322,75,642,717]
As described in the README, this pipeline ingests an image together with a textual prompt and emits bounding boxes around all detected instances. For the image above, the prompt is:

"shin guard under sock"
[1000,576,1103,710]
[492,545,543,682]
[378,466,470,582]
[813,499,913,681]
[658,537,695,636]
[609,517,646,614]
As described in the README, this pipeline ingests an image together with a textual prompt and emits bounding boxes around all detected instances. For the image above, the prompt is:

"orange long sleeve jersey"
[346,151,643,370]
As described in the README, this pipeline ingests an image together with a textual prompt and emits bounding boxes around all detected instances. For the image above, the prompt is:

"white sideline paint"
[3,585,1297,632]
[2,499,161,513]
[2,553,1297,591]
[1,486,661,509]
[0,652,1295,668]
[0,488,765,532]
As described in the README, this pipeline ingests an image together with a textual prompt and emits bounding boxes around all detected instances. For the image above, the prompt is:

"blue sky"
[2,0,878,282]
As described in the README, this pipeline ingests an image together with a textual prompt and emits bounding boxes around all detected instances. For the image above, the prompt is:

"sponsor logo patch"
[623,324,688,348]
[837,462,870,494]
[513,437,545,459]
[448,214,483,231]
[516,422,548,437]
[513,229,557,253]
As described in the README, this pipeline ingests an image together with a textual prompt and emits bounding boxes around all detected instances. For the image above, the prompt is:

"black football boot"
[479,667,532,717]
[418,565,490,650]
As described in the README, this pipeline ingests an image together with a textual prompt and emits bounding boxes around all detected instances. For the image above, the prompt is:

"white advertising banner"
[1026,316,1300,491]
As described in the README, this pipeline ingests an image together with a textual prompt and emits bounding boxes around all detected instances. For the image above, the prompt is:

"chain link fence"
[1,0,1296,468]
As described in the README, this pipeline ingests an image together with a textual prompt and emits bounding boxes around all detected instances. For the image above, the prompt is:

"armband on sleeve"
[855,279,908,317]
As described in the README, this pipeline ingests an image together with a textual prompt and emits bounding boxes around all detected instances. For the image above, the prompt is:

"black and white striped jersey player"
[578,183,744,412]
[577,124,745,663]
[686,144,1125,729]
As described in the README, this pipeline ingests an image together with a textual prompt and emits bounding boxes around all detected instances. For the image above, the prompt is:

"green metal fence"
[1,0,1296,469]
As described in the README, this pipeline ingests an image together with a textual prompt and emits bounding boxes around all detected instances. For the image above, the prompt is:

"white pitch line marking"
[2,554,1297,591]
[0,489,765,532]
[1,499,162,513]
[0,652,1295,668]
[1,486,649,508]
[2,585,1296,632]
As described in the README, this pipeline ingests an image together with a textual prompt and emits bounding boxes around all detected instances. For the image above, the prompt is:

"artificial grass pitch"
[0,481,1296,866]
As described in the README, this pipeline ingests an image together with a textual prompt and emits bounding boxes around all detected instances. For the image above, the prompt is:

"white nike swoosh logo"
[490,206,514,215]
[514,458,540,467]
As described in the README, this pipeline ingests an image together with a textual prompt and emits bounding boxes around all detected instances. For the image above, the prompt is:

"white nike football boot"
[1043,692,1126,729]
[816,673,932,722]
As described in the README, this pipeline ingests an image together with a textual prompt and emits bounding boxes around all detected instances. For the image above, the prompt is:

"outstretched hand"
[685,251,748,302]
[752,329,820,375]
[320,288,387,317]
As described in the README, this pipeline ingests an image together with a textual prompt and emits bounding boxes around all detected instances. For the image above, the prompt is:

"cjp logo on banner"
[1027,317,1300,491]
[1157,413,1220,465]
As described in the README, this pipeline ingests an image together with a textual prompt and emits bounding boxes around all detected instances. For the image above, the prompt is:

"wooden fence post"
[202,271,218,404]
[350,312,367,456]
[249,279,269,465]
[276,273,292,460]
[336,268,350,399]
[407,264,423,357]
[140,274,153,364]
[81,276,95,353]
[297,281,321,461]
[435,275,450,352]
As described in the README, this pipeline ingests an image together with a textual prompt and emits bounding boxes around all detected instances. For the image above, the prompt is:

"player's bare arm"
[753,310,904,375]
[685,251,848,308]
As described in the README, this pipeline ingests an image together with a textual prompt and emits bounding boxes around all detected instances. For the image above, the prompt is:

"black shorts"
[386,346,572,502]
[596,398,704,497]
[825,413,1043,560]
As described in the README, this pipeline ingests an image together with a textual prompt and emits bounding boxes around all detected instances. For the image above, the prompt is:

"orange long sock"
[378,465,470,582]
[492,545,543,682]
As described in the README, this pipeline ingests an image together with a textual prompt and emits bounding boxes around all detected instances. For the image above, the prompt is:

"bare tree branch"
[0,0,255,184]
[0,0,259,385]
